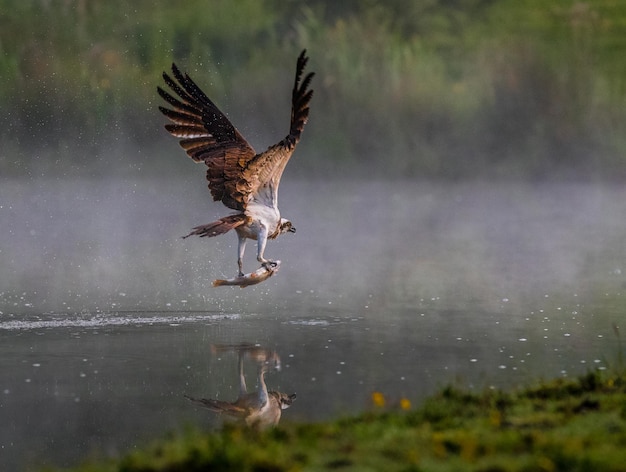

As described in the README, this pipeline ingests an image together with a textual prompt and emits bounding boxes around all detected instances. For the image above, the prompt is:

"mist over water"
[1,175,625,469]
[3,177,624,313]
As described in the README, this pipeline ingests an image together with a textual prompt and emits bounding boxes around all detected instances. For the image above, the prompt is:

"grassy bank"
[2,1,626,179]
[60,370,626,471]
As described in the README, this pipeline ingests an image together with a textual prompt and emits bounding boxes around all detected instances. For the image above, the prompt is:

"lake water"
[1,177,625,470]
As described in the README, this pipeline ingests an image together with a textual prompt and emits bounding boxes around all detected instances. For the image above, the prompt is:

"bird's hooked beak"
[279,219,296,235]
[281,393,297,409]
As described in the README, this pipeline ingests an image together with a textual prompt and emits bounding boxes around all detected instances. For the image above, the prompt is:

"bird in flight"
[157,50,314,279]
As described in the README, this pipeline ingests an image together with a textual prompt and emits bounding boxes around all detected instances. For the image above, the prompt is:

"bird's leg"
[256,227,277,269]
[237,235,247,276]
[237,350,247,397]
[255,361,269,408]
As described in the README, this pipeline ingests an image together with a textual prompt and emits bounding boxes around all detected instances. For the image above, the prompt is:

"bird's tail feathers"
[184,394,246,415]
[182,214,246,239]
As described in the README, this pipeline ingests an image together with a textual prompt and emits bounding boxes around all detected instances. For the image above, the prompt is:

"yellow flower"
[371,391,386,408]
[400,397,411,411]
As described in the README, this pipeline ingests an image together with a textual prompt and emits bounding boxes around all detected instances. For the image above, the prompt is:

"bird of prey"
[157,50,314,277]
[185,344,296,429]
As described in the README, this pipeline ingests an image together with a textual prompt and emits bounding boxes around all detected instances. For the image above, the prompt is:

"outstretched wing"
[238,50,315,208]
[158,64,256,211]
[184,394,248,417]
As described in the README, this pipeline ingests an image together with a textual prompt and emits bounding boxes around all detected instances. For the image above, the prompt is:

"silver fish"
[212,261,281,288]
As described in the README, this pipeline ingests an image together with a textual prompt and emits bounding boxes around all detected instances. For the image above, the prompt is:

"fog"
[2,176,625,314]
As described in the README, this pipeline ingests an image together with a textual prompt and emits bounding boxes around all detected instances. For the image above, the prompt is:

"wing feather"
[158,107,204,127]
[158,64,256,210]
[158,51,313,211]
[184,395,247,416]
[241,50,314,207]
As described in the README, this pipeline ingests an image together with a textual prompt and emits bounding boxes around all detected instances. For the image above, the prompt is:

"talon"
[262,261,277,270]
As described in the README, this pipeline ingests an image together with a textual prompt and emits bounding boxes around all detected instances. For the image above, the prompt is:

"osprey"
[185,344,295,429]
[157,51,314,276]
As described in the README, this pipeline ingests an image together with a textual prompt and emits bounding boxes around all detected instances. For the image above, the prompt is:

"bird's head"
[279,392,297,409]
[279,218,296,235]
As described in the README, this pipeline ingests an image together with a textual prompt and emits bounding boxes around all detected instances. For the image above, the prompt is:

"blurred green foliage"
[61,371,626,471]
[1,0,626,179]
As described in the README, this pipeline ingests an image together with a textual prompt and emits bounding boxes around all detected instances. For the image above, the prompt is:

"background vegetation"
[2,0,626,179]
[62,371,626,472]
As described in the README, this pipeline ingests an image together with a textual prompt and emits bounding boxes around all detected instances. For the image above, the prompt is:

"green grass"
[60,371,626,472]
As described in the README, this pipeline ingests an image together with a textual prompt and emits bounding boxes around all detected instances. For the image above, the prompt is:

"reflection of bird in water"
[185,344,296,429]
[157,50,314,277]
[211,343,281,369]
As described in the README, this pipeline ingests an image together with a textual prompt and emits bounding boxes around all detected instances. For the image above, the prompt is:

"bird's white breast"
[241,201,280,238]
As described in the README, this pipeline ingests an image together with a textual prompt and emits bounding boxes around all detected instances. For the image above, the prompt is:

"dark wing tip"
[297,49,308,68]
[287,51,314,146]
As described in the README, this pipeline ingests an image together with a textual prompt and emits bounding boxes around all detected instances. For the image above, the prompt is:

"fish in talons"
[213,261,282,288]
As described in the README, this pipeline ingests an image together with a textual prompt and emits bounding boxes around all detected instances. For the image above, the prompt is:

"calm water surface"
[1,178,625,470]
